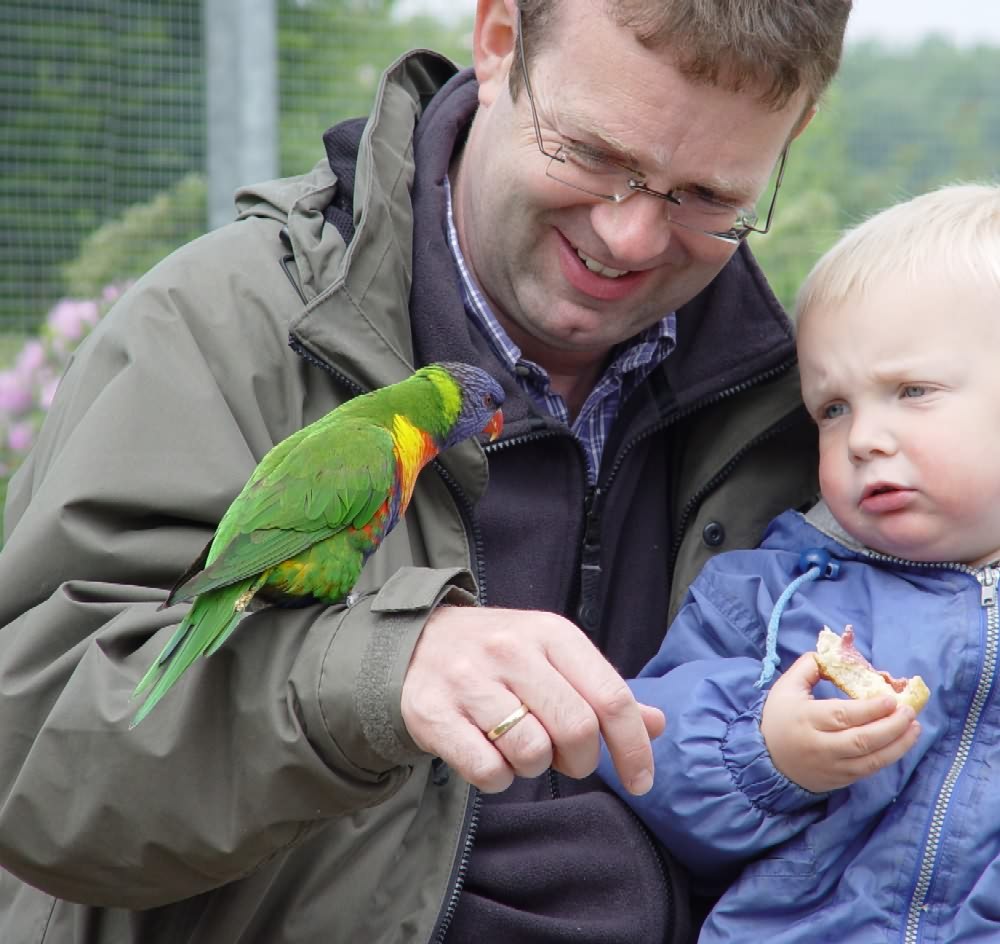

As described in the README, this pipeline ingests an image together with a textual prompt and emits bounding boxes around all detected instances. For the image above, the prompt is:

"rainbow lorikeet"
[130,362,504,727]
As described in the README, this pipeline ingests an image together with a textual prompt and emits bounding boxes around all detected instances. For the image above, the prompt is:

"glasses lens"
[545,145,635,202]
[669,190,757,235]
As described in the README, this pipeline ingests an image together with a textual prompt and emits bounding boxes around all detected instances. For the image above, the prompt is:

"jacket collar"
[803,500,867,552]
[235,49,459,395]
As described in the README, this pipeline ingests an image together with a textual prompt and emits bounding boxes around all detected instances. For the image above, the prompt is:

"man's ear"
[472,0,518,107]
[790,104,818,142]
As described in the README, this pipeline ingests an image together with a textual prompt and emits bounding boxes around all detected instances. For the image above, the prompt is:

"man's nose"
[588,193,674,267]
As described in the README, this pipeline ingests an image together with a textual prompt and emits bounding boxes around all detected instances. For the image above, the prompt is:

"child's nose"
[848,409,897,461]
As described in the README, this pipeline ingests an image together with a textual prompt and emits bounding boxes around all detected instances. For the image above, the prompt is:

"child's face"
[798,275,1000,567]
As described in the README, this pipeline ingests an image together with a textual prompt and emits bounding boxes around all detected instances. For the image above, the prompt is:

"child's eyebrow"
[869,359,937,383]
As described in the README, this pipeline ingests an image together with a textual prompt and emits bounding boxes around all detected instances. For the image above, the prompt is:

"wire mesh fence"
[0,0,473,341]
[2,2,999,348]
[1,0,204,337]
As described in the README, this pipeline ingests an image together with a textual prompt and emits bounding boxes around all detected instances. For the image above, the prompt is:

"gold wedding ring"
[486,703,531,742]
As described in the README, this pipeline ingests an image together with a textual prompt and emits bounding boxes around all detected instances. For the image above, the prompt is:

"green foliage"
[277,2,474,174]
[63,174,207,298]
[750,39,1000,310]
[0,1,203,332]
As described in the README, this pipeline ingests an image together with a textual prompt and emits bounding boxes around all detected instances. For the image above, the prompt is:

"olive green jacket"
[0,51,817,943]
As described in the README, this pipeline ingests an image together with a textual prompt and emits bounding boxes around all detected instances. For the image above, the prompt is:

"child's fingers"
[810,692,900,732]
[851,717,922,776]
[809,695,918,761]
[837,704,918,758]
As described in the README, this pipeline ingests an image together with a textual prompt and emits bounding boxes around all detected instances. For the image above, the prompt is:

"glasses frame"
[515,18,788,244]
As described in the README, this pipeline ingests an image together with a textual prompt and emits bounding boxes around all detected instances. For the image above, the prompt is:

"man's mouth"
[575,246,630,279]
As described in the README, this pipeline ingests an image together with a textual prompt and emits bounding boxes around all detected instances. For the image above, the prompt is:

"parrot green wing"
[166,526,339,604]
[167,417,399,605]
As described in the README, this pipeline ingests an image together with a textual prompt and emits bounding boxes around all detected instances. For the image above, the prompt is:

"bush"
[62,174,206,299]
[0,287,121,514]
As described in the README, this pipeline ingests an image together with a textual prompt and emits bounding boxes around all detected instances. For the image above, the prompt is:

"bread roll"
[814,625,929,714]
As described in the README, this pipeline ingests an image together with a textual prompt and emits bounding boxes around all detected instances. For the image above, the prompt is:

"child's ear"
[472,0,518,107]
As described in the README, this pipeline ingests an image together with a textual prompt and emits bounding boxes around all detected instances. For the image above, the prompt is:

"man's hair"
[511,0,853,110]
[795,183,1000,321]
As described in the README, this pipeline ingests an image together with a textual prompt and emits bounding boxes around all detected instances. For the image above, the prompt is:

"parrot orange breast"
[390,413,440,513]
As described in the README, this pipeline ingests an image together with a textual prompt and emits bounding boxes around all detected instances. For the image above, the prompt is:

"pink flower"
[47,298,100,354]
[0,370,32,416]
[102,283,124,304]
[15,339,46,378]
[7,419,35,453]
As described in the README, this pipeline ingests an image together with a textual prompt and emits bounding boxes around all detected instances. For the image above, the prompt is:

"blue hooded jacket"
[600,503,1000,942]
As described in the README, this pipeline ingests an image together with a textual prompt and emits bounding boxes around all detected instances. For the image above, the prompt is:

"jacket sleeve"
[0,238,472,908]
[598,562,828,886]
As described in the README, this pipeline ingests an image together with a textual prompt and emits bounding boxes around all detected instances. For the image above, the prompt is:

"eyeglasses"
[515,20,787,244]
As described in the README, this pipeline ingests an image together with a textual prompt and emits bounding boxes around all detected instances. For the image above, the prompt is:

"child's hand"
[760,653,922,793]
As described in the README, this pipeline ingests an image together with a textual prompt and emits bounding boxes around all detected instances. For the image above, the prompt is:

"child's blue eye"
[822,402,848,419]
[901,385,927,398]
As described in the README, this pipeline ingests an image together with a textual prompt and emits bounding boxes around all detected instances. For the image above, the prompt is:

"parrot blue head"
[434,362,506,449]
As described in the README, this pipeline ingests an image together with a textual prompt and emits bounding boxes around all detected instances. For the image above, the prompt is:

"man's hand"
[400,606,665,795]
[760,653,921,793]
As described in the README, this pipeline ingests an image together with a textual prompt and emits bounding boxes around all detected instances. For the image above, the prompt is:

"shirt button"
[702,521,726,548]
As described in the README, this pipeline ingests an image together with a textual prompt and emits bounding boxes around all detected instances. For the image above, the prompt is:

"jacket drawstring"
[754,548,841,688]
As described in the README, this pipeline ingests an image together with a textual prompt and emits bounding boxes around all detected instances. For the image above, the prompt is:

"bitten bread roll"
[814,625,930,714]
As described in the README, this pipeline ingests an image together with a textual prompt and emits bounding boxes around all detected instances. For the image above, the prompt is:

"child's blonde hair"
[795,183,1000,320]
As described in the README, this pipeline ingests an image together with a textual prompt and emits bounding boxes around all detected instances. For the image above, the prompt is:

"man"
[0,0,850,941]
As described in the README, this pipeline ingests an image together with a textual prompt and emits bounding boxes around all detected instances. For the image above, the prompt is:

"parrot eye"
[482,393,495,409]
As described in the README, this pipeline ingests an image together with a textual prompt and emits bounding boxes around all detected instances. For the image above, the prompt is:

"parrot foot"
[234,573,268,613]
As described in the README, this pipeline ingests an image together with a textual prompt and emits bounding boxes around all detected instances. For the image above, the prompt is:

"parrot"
[130,361,504,727]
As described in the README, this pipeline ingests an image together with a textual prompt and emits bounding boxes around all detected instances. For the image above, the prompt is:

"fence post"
[204,0,279,230]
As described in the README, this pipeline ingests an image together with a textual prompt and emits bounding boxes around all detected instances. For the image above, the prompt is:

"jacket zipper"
[589,359,801,599]
[901,564,1000,943]
[288,334,366,398]
[431,788,483,943]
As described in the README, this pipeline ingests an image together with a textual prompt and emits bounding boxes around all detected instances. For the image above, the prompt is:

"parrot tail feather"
[203,572,267,658]
[129,577,255,728]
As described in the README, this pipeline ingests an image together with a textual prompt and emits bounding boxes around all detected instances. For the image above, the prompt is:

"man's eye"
[675,187,738,216]
[561,143,631,175]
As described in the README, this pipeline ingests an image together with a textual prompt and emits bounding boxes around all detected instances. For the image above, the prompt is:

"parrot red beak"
[482,409,504,441]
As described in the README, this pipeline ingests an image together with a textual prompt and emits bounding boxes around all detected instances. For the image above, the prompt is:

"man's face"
[798,275,1000,567]
[451,0,811,370]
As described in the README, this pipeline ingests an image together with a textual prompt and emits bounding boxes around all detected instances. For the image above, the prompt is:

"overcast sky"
[394,0,1000,47]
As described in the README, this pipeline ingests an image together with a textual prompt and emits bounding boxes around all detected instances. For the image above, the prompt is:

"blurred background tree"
[3,3,999,335]
[751,39,1000,310]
